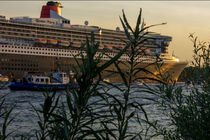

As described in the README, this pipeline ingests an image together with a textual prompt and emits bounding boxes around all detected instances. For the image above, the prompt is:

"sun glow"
[175,58,180,62]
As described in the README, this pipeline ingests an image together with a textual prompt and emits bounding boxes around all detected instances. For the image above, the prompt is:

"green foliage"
[32,8,166,140]
[153,34,210,140]
[179,34,209,85]
[97,9,162,139]
[0,94,15,140]
[178,66,200,82]
[31,91,59,140]
[32,29,132,139]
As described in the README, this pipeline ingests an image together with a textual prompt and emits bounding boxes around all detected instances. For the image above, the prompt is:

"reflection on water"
[0,84,190,139]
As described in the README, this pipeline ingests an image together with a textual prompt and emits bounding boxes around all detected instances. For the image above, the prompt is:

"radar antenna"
[84,20,88,26]
[116,27,120,31]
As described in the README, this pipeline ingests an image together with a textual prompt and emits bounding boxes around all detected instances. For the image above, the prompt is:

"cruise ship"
[0,1,187,82]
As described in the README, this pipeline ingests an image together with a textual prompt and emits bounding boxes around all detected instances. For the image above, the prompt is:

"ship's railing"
[0,21,127,47]
[0,19,169,49]
[0,19,171,43]
[0,38,33,45]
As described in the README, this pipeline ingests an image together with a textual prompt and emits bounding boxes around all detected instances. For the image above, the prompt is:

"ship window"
[45,79,49,83]
[36,78,39,82]
[28,77,32,82]
[41,78,44,82]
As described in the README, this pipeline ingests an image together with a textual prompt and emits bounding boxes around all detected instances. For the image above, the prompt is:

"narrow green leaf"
[134,8,142,37]
[122,9,134,34]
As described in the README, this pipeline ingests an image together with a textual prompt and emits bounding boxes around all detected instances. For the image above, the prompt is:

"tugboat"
[8,72,77,91]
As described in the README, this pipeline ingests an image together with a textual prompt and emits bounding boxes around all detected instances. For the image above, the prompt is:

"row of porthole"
[1,47,118,59]
[0,49,77,57]
[0,48,154,62]
[0,45,153,61]
[0,44,82,54]
[1,67,38,71]
[1,44,123,56]
[1,63,37,67]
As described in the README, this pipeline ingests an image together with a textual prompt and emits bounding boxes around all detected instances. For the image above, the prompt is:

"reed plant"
[33,9,168,140]
[92,9,168,140]
[33,19,130,140]
[0,94,15,140]
[146,34,210,140]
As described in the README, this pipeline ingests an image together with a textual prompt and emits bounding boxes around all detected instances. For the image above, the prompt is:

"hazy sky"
[0,1,210,62]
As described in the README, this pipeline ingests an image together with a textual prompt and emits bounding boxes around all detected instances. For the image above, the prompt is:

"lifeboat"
[119,46,125,49]
[35,38,47,44]
[59,40,70,47]
[104,44,113,50]
[75,45,81,48]
[144,48,150,54]
[112,46,117,49]
[48,39,58,45]
[112,46,124,50]
[99,45,104,50]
